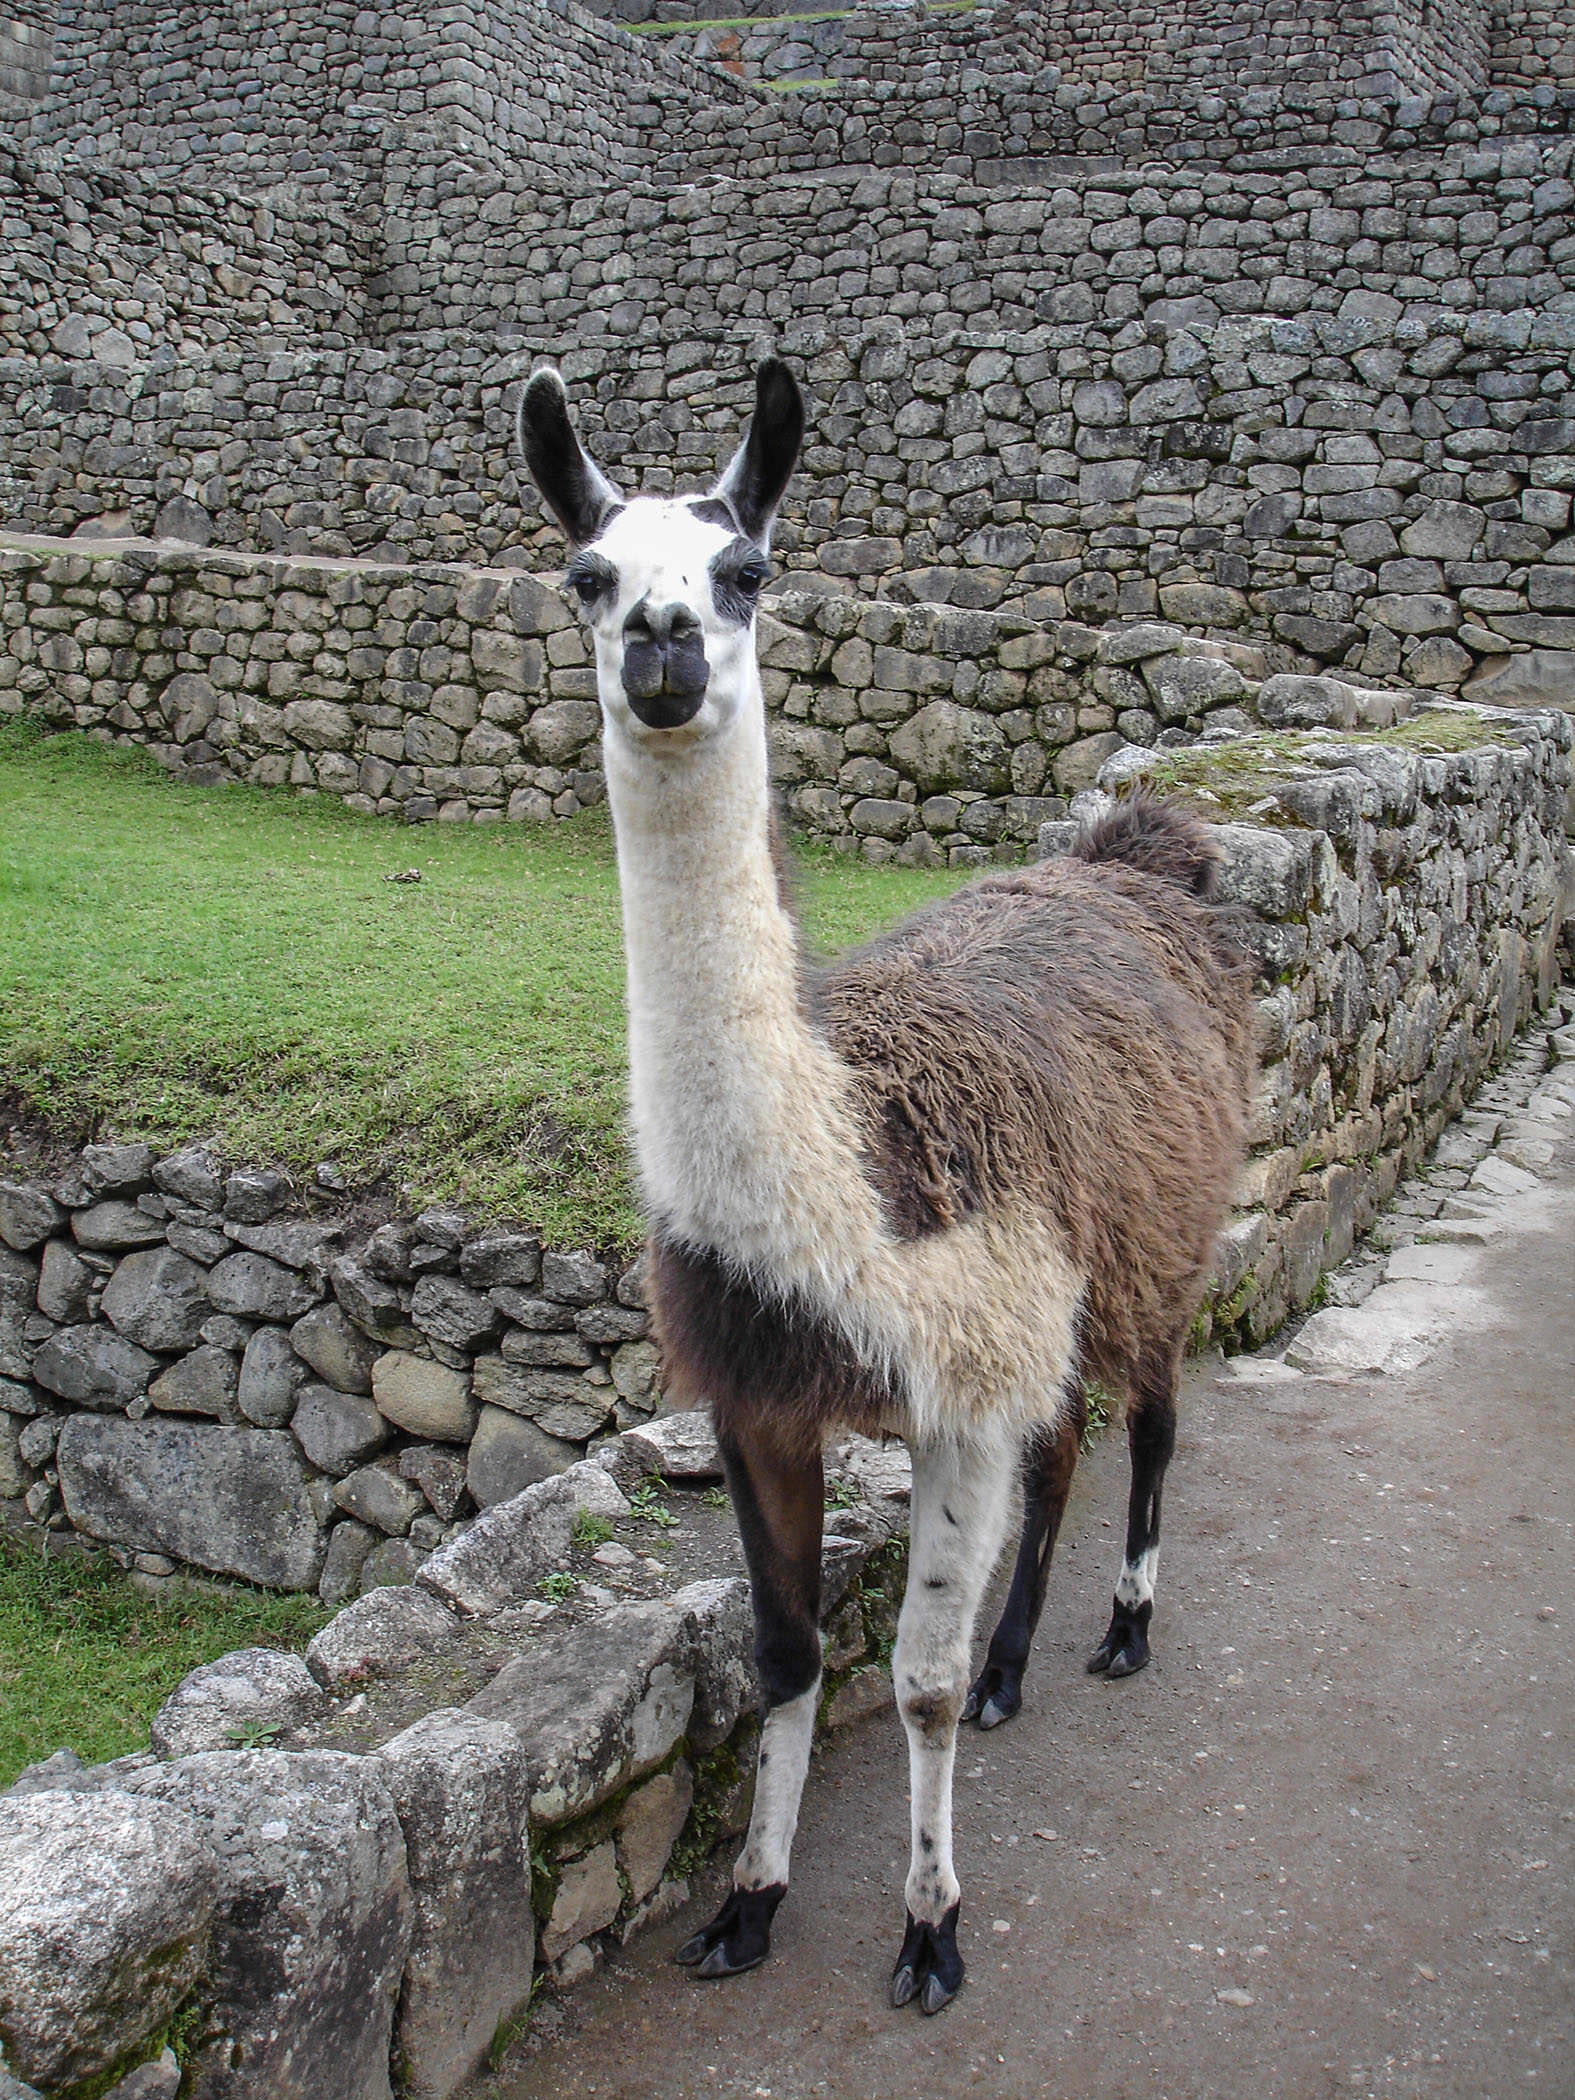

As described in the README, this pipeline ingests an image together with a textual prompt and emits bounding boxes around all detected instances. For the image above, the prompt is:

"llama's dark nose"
[626,596,699,647]
[622,595,709,726]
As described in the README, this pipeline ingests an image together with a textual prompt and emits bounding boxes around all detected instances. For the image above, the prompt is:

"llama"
[519,359,1256,2015]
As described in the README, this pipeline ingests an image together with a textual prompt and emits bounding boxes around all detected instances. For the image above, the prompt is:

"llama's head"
[518,360,804,748]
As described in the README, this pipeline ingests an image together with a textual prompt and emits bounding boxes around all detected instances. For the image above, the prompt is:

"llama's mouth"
[622,635,709,727]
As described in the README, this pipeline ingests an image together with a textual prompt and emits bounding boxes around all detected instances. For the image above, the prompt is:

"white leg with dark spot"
[733,1679,820,1891]
[889,1427,1016,2014]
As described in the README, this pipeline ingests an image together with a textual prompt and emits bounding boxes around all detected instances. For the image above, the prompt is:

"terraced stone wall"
[0,1138,662,1604]
[1056,705,1573,1344]
[0,530,1425,857]
[1493,0,1575,86]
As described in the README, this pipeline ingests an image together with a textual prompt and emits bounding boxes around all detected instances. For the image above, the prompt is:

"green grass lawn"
[0,1529,328,1786]
[0,722,967,1247]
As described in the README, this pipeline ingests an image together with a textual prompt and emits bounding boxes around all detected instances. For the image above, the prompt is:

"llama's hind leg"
[964,1388,1085,1729]
[675,1419,823,1981]
[890,1426,1016,2015]
[1089,1343,1178,1679]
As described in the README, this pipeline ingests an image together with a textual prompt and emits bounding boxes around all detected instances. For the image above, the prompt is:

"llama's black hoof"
[674,1883,784,1980]
[889,1901,964,2015]
[1087,1600,1152,1679]
[963,1661,1022,1729]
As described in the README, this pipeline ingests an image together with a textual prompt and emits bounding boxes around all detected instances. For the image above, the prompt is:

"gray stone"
[467,1402,580,1508]
[0,1415,29,1500]
[33,1325,158,1409]
[889,701,1011,794]
[289,1302,380,1394]
[236,1323,306,1427]
[542,1839,621,1963]
[410,1274,499,1351]
[1464,650,1575,708]
[334,1464,425,1536]
[101,1245,209,1352]
[71,1201,167,1251]
[375,1711,535,2100]
[101,2048,181,2100]
[0,1182,63,1252]
[466,1600,697,1824]
[129,1751,410,2100]
[540,1250,607,1306]
[399,1442,471,1521]
[56,1418,326,1589]
[152,1146,223,1209]
[1400,501,1483,561]
[1141,653,1246,723]
[0,1787,215,2090]
[418,1462,624,1619]
[372,1349,477,1440]
[150,1648,328,1759]
[148,1343,239,1420]
[223,1168,290,1222]
[36,1238,92,1323]
[360,1538,426,1591]
[331,1252,420,1344]
[319,1517,378,1607]
[208,1249,318,1321]
[616,1763,694,1906]
[459,1233,542,1289]
[306,1582,465,1690]
[291,1383,390,1475]
[81,1144,157,1198]
[670,1577,755,1752]
[473,1353,614,1441]
[1212,825,1314,917]
[618,1409,723,1482]
[1284,1281,1460,1378]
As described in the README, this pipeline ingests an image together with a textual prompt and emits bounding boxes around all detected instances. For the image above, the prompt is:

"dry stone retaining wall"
[0,529,1435,856]
[0,1142,663,1602]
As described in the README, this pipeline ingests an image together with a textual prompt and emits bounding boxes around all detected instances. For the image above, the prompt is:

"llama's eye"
[736,560,769,596]
[571,571,603,606]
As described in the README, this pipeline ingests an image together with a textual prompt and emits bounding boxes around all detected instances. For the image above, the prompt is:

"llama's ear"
[712,359,804,549]
[518,367,622,547]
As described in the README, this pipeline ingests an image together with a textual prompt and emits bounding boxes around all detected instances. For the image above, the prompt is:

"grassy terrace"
[0,1530,327,1786]
[0,724,966,1248]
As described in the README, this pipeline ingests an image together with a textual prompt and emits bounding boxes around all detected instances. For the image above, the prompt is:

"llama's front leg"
[675,1419,823,1981]
[889,1427,1016,2014]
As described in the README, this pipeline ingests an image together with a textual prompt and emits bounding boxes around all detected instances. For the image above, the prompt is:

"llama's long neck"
[604,687,881,1293]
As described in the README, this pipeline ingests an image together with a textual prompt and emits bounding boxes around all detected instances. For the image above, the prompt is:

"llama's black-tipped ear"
[713,359,804,549]
[517,367,622,547]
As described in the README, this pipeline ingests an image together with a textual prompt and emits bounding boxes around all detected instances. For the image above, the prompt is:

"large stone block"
[0,1787,215,2090]
[466,1600,696,1825]
[888,701,1011,794]
[418,1463,624,1619]
[466,1403,579,1509]
[305,1582,466,1691]
[129,1751,410,2100]
[150,1649,328,1760]
[208,1251,318,1322]
[0,1182,62,1252]
[101,1245,209,1352]
[375,1711,535,2100]
[33,1324,159,1409]
[57,1418,326,1589]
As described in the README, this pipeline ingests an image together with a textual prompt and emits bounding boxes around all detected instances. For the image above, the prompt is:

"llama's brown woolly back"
[1074,792,1220,899]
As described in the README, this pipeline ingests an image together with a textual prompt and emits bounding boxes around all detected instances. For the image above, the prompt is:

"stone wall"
[1493,0,1575,86]
[4,113,1573,703]
[0,4,52,122]
[1055,704,1573,1343]
[0,529,1436,856]
[0,1139,662,1603]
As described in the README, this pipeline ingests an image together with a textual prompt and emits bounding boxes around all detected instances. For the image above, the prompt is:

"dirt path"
[488,1116,1574,2100]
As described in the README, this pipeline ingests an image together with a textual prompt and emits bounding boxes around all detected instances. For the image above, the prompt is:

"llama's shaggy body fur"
[653,805,1256,1458]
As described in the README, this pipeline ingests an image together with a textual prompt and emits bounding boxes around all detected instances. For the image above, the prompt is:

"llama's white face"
[518,359,804,755]
[564,496,773,746]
